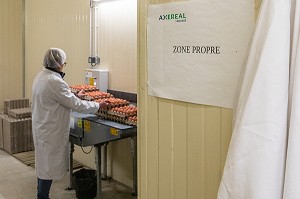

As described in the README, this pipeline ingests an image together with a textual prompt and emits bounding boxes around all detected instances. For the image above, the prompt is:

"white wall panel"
[25,0,91,98]
[97,0,137,92]
[0,0,23,110]
[96,0,137,186]
[138,0,257,198]
[25,0,137,188]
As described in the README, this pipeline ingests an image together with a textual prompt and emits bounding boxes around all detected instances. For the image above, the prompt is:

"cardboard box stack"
[0,98,33,154]
[8,107,31,119]
[4,98,30,114]
[0,114,4,149]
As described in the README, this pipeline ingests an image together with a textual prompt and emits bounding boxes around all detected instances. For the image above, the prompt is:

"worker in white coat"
[32,48,108,199]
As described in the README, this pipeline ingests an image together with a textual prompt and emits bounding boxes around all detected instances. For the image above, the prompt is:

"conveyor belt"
[70,112,137,147]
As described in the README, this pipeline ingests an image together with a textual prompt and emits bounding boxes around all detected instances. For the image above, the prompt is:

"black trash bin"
[73,168,97,199]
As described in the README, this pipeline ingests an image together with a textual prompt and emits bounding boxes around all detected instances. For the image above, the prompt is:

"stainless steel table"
[68,112,137,199]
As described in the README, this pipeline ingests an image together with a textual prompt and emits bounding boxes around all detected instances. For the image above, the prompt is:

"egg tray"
[107,110,137,118]
[70,87,98,94]
[126,117,137,126]
[96,100,129,109]
[96,112,137,126]
[8,108,32,119]
[83,91,113,100]
[125,119,137,126]
[98,104,137,118]
[83,95,112,101]
[108,105,137,118]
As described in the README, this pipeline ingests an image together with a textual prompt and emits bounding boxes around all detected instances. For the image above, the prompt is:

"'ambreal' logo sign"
[159,13,186,22]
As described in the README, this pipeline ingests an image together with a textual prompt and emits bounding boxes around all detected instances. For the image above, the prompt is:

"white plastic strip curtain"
[283,1,300,198]
[218,0,291,198]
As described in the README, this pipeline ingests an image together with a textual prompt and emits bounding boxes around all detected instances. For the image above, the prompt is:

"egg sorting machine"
[68,90,137,199]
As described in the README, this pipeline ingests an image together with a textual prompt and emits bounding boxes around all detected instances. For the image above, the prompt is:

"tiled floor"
[0,149,135,199]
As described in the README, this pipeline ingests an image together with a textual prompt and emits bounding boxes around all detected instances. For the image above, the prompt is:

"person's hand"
[77,89,86,99]
[99,100,111,110]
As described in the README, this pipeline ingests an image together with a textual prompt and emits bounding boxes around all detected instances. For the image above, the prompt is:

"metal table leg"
[131,136,137,196]
[95,144,103,199]
[67,143,75,190]
[102,143,108,180]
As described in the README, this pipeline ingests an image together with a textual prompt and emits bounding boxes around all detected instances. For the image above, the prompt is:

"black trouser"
[37,178,52,199]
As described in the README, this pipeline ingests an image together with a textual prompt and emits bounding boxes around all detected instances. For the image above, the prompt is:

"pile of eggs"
[108,105,137,117]
[69,84,137,126]
[69,85,97,93]
[84,91,112,100]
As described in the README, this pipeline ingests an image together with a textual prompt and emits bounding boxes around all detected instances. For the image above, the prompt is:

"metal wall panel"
[97,0,137,92]
[3,0,261,197]
[0,0,23,110]
[138,0,258,198]
[25,0,137,188]
[96,0,137,186]
[25,0,91,98]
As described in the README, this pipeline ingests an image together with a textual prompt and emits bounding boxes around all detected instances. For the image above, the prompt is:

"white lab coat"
[32,68,99,180]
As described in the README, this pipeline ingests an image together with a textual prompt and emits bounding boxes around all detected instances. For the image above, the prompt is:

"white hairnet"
[43,48,66,68]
